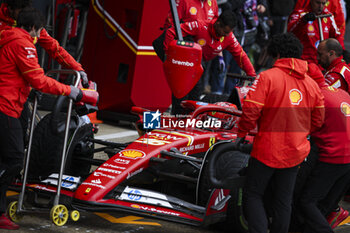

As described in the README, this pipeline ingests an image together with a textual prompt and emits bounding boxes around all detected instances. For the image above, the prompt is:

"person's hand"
[79,71,89,88]
[218,56,225,73]
[68,86,80,101]
[233,137,245,150]
[303,12,316,22]
[257,4,266,14]
[68,86,99,106]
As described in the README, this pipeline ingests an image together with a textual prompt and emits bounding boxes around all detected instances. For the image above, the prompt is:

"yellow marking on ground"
[6,191,18,197]
[94,213,161,226]
[339,216,350,226]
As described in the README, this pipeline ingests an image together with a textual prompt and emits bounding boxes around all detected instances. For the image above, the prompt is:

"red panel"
[81,0,171,114]
[138,1,170,45]
[131,56,170,111]
[163,40,203,98]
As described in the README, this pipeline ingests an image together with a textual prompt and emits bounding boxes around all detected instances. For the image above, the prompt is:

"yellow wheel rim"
[7,201,22,223]
[70,210,80,221]
[50,205,68,226]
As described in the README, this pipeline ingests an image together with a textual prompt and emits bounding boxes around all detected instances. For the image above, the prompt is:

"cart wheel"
[70,210,80,222]
[7,201,22,223]
[50,205,69,226]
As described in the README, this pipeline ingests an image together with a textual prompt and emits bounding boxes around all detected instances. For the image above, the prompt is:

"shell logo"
[208,0,212,7]
[189,7,197,15]
[308,24,314,32]
[119,149,146,159]
[289,89,303,105]
[341,102,350,116]
[198,38,206,46]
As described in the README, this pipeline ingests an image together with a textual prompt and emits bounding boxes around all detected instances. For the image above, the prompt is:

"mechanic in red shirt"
[163,0,219,29]
[164,10,255,114]
[0,0,90,141]
[317,38,350,93]
[154,0,219,62]
[287,0,342,66]
[236,33,324,233]
[297,63,350,233]
[0,0,88,86]
[293,0,346,45]
[0,8,94,230]
[164,11,255,74]
[153,0,220,114]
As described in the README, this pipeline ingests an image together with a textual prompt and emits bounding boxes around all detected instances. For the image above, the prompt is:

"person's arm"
[287,10,305,33]
[212,0,219,20]
[310,88,325,133]
[14,41,71,96]
[225,33,256,77]
[328,15,344,48]
[37,28,83,71]
[331,0,346,40]
[237,74,266,137]
[163,0,185,29]
[325,72,349,91]
[163,20,200,51]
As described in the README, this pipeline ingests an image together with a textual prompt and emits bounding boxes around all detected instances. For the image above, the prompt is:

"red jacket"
[311,86,350,164]
[0,28,71,118]
[238,58,325,168]
[324,57,350,93]
[163,0,218,29]
[288,6,342,64]
[164,20,256,77]
[0,3,83,71]
[293,0,345,45]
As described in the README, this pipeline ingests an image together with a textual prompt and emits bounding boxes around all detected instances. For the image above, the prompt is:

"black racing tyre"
[28,113,94,180]
[199,148,250,232]
[225,180,249,233]
[38,94,58,111]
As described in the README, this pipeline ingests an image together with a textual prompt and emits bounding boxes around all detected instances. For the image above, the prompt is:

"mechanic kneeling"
[0,8,97,230]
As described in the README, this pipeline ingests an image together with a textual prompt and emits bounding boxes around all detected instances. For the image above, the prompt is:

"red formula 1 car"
[8,75,255,232]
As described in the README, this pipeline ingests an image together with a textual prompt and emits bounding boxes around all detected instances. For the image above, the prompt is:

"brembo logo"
[172,59,194,67]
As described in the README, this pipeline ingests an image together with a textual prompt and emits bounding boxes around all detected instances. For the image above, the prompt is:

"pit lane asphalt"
[7,121,350,233]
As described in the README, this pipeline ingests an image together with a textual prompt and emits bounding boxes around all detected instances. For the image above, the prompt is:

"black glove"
[68,86,99,105]
[233,137,245,150]
[79,71,89,88]
[303,12,316,22]
[68,86,80,101]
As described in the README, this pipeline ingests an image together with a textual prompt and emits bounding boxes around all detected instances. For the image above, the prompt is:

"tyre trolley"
[7,70,82,226]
